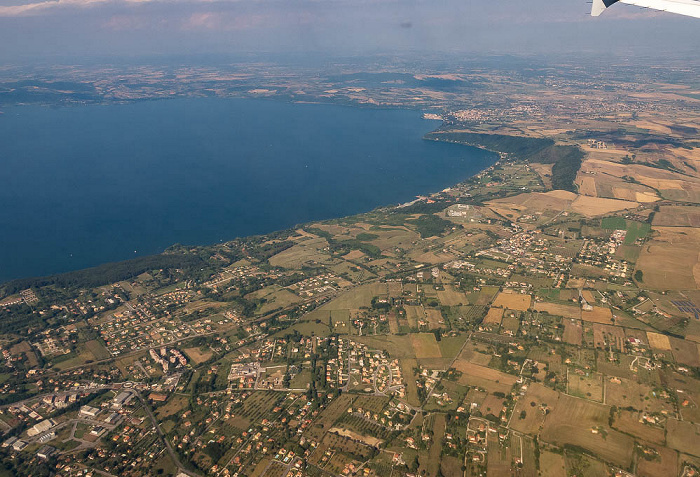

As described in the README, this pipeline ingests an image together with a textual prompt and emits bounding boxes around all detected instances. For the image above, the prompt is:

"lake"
[0,98,496,282]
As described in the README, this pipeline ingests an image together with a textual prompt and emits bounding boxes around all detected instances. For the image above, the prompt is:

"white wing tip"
[592,0,607,15]
[592,0,610,15]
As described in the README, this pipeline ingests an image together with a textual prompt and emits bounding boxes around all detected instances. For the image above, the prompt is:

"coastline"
[0,100,498,287]
[0,136,500,292]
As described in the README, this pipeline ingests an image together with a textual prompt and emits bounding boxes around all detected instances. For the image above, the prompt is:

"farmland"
[534,302,581,320]
[491,291,532,312]
[636,227,700,290]
[410,333,443,359]
[541,394,635,467]
[452,360,517,394]
[1,58,700,477]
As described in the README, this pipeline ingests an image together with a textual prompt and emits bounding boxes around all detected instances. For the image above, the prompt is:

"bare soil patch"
[581,306,614,324]
[410,333,443,359]
[452,360,517,394]
[636,227,700,290]
[492,291,531,311]
[535,302,581,320]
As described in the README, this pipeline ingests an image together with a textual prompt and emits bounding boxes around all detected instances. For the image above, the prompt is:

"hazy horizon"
[0,0,698,63]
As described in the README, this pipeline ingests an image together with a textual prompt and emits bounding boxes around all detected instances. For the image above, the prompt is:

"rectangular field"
[592,323,625,351]
[304,393,354,441]
[636,227,700,290]
[425,309,444,329]
[184,346,214,365]
[245,286,302,315]
[427,414,446,477]
[567,372,604,402]
[350,335,414,358]
[85,339,111,360]
[500,315,520,335]
[492,291,532,311]
[404,305,424,328]
[647,332,672,351]
[612,410,665,445]
[319,283,387,310]
[636,444,679,477]
[563,319,583,345]
[534,302,581,320]
[539,451,567,477]
[670,336,700,366]
[268,237,330,268]
[452,360,518,395]
[436,286,468,306]
[652,206,700,228]
[475,286,500,305]
[541,394,634,468]
[483,307,504,325]
[581,306,614,324]
[665,419,700,456]
[410,333,443,359]
[400,358,421,407]
[510,383,560,435]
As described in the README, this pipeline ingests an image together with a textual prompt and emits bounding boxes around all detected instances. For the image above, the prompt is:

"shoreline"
[0,139,499,290]
[0,105,499,288]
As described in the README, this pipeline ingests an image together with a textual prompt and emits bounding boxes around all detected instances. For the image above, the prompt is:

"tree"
[411,455,420,472]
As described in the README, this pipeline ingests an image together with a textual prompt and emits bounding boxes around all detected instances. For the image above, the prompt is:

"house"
[36,445,56,460]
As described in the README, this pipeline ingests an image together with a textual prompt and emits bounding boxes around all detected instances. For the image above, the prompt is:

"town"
[0,56,699,477]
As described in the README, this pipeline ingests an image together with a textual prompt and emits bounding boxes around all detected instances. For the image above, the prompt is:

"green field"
[85,339,111,360]
[319,282,386,310]
[601,217,650,244]
[246,285,302,315]
[438,333,469,359]
[273,320,331,338]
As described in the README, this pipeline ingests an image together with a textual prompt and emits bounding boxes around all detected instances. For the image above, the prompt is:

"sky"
[0,0,697,62]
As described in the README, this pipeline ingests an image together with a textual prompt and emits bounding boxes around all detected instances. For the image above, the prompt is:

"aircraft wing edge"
[592,0,620,16]
[592,0,700,17]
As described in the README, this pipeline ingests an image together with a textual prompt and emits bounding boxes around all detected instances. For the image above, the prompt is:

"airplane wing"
[592,0,700,18]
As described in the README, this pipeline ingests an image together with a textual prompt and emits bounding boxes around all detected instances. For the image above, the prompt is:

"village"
[0,57,699,477]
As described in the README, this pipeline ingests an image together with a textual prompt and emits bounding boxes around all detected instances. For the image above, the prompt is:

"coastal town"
[0,55,699,477]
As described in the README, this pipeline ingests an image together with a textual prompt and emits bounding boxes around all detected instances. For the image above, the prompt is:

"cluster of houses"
[288,273,341,298]
[148,347,188,374]
[228,362,262,389]
[578,231,631,279]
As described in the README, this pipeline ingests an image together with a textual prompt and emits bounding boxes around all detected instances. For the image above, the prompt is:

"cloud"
[102,11,153,29]
[0,0,675,20]
[0,0,695,60]
[0,0,160,16]
[0,0,106,16]
[0,0,249,16]
[180,11,266,30]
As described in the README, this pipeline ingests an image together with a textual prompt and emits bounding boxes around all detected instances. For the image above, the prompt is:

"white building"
[27,419,56,437]
[79,405,101,419]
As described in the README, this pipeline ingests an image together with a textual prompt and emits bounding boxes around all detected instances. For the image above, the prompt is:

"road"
[423,332,473,401]
[42,327,235,376]
[372,363,404,396]
[129,389,201,477]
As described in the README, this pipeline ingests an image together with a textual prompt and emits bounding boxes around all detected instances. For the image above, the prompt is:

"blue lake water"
[0,98,496,282]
